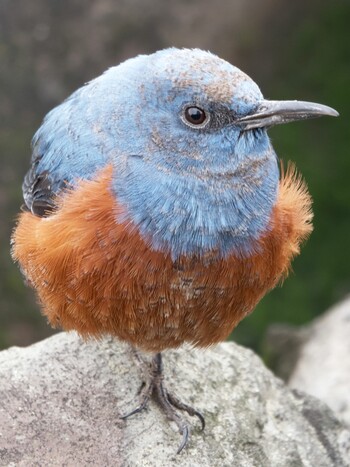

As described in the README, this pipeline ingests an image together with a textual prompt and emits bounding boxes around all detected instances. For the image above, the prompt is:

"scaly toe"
[166,390,205,431]
[120,379,154,419]
[123,350,205,454]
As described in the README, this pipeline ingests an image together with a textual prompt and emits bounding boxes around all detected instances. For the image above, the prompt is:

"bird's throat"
[113,155,279,259]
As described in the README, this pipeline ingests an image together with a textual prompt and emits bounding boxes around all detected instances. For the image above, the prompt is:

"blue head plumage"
[31,48,338,259]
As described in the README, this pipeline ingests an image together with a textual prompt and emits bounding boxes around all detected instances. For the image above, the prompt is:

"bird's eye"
[184,106,207,126]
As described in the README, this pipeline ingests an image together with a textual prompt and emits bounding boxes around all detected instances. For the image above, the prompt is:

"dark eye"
[184,106,207,126]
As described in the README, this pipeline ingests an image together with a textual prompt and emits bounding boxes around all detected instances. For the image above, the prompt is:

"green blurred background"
[0,0,349,352]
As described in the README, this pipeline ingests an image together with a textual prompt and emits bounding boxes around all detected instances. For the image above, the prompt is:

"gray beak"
[237,100,339,130]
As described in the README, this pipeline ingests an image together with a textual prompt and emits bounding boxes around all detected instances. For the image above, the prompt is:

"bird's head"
[90,48,337,176]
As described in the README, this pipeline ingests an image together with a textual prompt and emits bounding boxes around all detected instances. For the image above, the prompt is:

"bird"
[11,48,338,453]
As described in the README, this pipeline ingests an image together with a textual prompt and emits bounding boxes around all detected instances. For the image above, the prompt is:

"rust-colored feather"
[12,164,312,352]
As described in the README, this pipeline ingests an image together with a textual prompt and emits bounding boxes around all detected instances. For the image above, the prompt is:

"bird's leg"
[121,350,205,454]
[129,346,149,394]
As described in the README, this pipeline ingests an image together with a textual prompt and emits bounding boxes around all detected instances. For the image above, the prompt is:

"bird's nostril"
[129,154,144,159]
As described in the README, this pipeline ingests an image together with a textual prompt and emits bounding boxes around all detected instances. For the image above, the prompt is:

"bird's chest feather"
[12,165,312,351]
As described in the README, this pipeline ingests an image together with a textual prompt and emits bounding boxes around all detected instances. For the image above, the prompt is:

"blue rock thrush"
[12,48,338,452]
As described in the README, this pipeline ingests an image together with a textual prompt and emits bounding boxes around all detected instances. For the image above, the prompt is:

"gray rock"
[289,297,350,428]
[0,333,349,467]
[262,323,312,381]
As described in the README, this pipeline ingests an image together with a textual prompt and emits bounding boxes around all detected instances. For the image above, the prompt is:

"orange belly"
[12,164,312,352]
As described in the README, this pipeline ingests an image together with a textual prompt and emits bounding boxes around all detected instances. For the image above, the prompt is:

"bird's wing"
[22,146,68,217]
[22,127,110,218]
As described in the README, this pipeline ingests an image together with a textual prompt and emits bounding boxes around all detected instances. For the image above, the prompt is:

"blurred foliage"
[0,0,349,351]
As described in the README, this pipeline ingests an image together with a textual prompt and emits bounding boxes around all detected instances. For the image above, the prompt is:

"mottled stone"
[0,333,349,466]
[289,297,350,427]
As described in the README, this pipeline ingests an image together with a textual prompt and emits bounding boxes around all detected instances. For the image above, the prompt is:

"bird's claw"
[121,351,205,454]
[177,425,189,455]
[166,390,206,431]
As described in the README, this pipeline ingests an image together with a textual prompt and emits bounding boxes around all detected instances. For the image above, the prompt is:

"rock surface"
[289,297,350,427]
[0,333,349,467]
[263,323,312,381]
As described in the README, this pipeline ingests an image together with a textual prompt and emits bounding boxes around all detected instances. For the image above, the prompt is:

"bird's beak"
[237,100,339,130]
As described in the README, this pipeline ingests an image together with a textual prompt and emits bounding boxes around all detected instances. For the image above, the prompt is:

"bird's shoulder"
[22,85,113,217]
[22,139,110,217]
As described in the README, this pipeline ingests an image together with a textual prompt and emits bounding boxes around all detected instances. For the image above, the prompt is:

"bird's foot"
[121,352,205,454]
